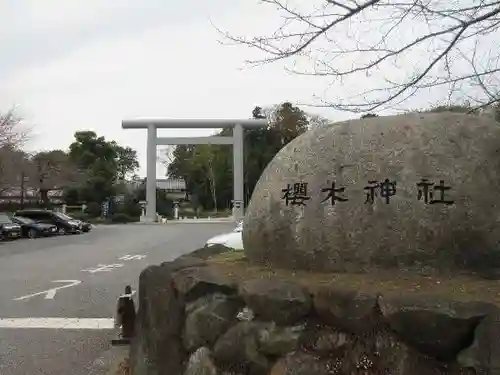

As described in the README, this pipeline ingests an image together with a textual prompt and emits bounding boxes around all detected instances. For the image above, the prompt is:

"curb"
[133,220,236,225]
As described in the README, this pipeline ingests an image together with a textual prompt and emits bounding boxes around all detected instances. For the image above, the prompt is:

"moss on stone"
[206,254,500,307]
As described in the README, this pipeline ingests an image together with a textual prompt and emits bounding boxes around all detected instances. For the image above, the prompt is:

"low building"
[0,186,64,204]
[156,178,187,201]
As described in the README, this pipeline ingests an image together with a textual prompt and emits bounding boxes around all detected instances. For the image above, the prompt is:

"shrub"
[110,213,135,223]
[120,200,141,218]
[85,202,102,217]
[88,217,109,224]
[69,212,90,221]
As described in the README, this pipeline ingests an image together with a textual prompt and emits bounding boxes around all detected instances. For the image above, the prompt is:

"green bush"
[87,217,110,224]
[177,210,232,219]
[110,213,136,223]
[118,199,141,218]
[205,210,232,218]
[85,202,102,217]
[68,212,90,221]
[63,188,80,206]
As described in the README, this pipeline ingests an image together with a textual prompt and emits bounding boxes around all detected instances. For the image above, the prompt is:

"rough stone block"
[256,323,305,356]
[130,263,186,375]
[173,266,237,302]
[269,351,340,375]
[184,293,243,351]
[243,112,500,277]
[313,287,379,333]
[300,326,351,355]
[457,305,500,375]
[165,256,207,271]
[239,279,311,325]
[130,253,500,375]
[379,295,490,361]
[213,321,270,375]
[183,347,218,375]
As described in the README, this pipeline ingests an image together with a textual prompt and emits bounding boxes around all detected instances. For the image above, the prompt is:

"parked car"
[48,212,92,233]
[11,216,58,238]
[56,212,92,232]
[79,219,92,232]
[14,209,83,235]
[0,213,22,241]
[205,221,243,249]
[53,212,91,232]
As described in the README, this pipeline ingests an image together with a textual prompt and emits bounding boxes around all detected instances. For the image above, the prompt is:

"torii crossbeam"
[121,119,268,222]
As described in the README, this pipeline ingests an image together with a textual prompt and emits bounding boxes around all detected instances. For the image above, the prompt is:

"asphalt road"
[0,222,235,375]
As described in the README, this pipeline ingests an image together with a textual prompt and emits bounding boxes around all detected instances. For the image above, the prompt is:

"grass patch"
[206,256,500,307]
[207,249,246,264]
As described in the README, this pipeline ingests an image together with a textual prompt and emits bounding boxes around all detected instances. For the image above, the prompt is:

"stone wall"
[129,248,500,375]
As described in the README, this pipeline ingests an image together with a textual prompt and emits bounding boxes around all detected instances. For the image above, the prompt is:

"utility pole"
[20,171,26,207]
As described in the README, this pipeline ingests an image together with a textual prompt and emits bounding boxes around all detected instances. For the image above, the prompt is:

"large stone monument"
[243,112,500,277]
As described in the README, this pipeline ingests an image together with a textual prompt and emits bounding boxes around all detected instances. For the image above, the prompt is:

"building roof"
[156,178,186,190]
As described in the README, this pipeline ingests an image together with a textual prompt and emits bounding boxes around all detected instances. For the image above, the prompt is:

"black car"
[53,212,92,233]
[0,213,22,240]
[14,209,83,235]
[80,221,92,232]
[57,212,92,232]
[11,216,58,238]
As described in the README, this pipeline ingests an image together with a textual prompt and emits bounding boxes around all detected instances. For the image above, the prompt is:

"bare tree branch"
[0,107,30,148]
[0,107,32,195]
[216,0,500,112]
[0,148,29,195]
[158,146,177,177]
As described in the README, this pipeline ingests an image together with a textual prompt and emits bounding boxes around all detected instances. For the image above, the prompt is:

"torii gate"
[121,119,268,222]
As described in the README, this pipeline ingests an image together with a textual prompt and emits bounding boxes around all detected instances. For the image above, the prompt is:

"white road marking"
[82,263,124,273]
[119,254,146,261]
[0,318,114,329]
[13,280,82,301]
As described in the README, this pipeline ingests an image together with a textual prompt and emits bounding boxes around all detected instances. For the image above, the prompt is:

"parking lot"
[0,223,107,257]
[0,209,95,242]
[0,222,234,375]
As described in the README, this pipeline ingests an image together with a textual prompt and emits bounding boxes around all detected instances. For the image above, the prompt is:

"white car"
[205,221,243,249]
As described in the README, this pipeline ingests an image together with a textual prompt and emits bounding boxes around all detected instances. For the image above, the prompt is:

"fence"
[60,205,87,214]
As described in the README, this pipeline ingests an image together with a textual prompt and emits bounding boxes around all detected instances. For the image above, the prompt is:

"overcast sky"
[0,0,450,177]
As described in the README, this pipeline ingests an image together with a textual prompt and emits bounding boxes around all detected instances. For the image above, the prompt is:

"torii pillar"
[121,119,268,222]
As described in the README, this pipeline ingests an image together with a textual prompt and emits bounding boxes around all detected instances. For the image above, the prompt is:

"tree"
[167,102,313,210]
[193,145,219,212]
[158,145,177,177]
[0,108,31,195]
[0,107,29,149]
[269,102,309,147]
[308,114,331,129]
[168,145,197,184]
[68,131,139,204]
[113,144,139,181]
[168,143,228,212]
[218,1,500,112]
[252,106,267,119]
[133,183,173,217]
[69,131,117,169]
[0,147,30,195]
[30,150,78,205]
[69,131,117,202]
